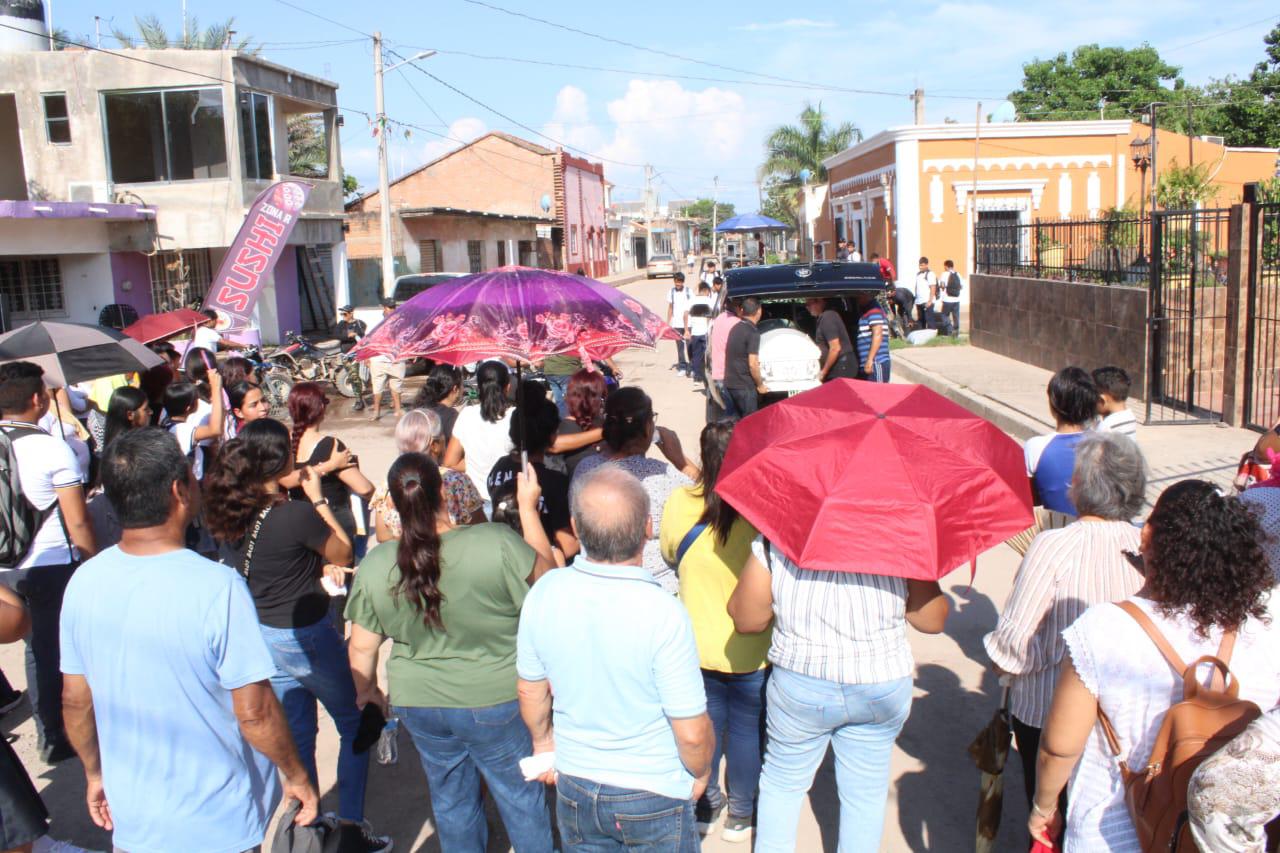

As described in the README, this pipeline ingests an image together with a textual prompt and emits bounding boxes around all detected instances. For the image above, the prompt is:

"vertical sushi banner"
[203,180,312,330]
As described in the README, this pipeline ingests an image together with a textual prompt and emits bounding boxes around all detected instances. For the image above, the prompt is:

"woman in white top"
[985,432,1147,828]
[728,540,950,852]
[1030,479,1280,851]
[443,361,514,512]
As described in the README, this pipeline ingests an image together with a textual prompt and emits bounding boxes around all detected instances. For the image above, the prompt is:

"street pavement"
[3,270,1036,853]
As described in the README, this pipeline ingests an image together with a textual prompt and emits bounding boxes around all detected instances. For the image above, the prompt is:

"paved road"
[1,272,1029,852]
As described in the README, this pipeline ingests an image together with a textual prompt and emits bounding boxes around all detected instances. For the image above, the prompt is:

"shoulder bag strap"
[675,521,709,566]
[239,505,274,581]
[1116,601,1188,675]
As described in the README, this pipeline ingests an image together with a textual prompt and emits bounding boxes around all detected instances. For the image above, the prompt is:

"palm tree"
[761,103,860,215]
[111,14,254,52]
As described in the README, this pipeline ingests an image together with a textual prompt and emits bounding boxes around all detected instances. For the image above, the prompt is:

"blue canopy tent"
[714,213,789,265]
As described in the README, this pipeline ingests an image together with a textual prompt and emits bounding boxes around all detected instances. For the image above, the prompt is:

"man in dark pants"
[913,257,938,331]
[666,273,693,376]
[805,297,858,381]
[0,362,97,762]
[722,297,768,418]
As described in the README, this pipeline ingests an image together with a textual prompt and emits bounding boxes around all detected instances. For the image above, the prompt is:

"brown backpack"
[1097,601,1261,852]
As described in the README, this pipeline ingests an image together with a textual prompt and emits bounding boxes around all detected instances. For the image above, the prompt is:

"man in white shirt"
[683,282,714,385]
[913,257,938,331]
[700,261,718,290]
[190,310,246,355]
[848,243,863,263]
[0,361,97,763]
[666,273,694,377]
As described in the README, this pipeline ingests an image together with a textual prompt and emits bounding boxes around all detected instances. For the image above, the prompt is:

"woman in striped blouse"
[984,432,1147,826]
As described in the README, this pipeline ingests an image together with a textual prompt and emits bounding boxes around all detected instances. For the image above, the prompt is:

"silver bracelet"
[1031,801,1056,819]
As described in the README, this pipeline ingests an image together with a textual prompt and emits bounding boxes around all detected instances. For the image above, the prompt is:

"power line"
[264,0,373,38]
[1163,14,1279,53]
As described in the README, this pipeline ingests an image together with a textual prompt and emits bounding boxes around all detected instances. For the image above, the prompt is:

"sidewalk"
[893,344,1258,503]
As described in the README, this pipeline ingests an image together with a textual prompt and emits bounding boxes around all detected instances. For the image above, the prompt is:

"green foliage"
[342,174,360,198]
[680,199,736,249]
[1155,161,1216,209]
[760,103,860,218]
[1256,177,1280,204]
[1100,207,1141,249]
[1191,24,1280,148]
[50,28,93,50]
[1009,44,1185,123]
[287,114,330,179]
[760,178,799,230]
[112,14,255,52]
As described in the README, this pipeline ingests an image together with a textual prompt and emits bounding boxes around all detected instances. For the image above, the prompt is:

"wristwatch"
[312,498,329,508]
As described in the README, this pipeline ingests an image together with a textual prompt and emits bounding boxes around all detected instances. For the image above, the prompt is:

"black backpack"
[946,271,963,298]
[0,425,54,568]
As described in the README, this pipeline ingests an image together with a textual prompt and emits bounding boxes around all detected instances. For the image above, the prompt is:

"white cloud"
[420,117,488,164]
[735,18,835,32]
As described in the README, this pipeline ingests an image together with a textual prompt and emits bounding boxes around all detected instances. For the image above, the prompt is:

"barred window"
[0,258,65,319]
[467,240,483,274]
[149,249,213,313]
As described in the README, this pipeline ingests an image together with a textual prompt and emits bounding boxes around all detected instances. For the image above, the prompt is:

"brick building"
[343,132,607,308]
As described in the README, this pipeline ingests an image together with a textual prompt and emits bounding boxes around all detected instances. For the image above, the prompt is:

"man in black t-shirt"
[722,297,768,418]
[805,297,858,381]
[334,306,367,354]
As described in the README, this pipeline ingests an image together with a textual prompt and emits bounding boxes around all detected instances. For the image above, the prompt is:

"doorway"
[633,237,647,268]
[0,96,28,200]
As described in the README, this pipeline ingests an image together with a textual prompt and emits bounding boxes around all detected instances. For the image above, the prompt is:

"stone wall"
[970,274,1149,400]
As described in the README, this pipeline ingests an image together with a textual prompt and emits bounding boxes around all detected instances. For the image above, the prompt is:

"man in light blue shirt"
[60,428,318,853]
[517,464,713,851]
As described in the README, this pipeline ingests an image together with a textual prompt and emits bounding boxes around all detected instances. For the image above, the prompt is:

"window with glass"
[104,88,227,183]
[0,258,65,318]
[570,225,578,255]
[42,94,70,144]
[239,91,273,181]
[467,240,483,274]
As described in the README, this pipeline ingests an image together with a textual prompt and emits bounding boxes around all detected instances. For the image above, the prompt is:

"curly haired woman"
[1029,480,1280,851]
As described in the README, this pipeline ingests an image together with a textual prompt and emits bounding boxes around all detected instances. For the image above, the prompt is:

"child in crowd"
[1091,366,1137,436]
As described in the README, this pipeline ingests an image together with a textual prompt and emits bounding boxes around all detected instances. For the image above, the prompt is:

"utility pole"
[643,164,655,266]
[972,103,981,276]
[374,32,394,299]
[1149,103,1161,216]
[46,0,53,50]
[94,16,101,48]
[912,88,925,125]
[1186,102,1194,167]
[711,175,719,258]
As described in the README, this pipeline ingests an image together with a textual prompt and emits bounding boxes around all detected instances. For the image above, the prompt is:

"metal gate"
[1245,202,1280,430]
[1146,208,1232,424]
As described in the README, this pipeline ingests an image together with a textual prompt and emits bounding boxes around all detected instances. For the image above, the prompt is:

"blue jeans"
[556,773,699,852]
[756,668,913,853]
[714,381,738,419]
[546,374,572,418]
[395,701,553,853]
[687,335,707,383]
[259,620,369,823]
[700,668,768,818]
[673,335,689,372]
[941,301,960,335]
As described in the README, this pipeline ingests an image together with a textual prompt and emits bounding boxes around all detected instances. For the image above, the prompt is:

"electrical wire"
[264,0,373,38]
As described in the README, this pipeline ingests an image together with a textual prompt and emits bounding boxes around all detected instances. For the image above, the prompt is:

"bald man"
[516,465,713,851]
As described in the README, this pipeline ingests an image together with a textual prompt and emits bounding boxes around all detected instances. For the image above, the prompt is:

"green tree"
[680,198,736,250]
[1192,24,1280,148]
[1009,44,1186,123]
[111,14,254,51]
[1155,161,1216,209]
[287,114,329,178]
[760,103,860,217]
[342,174,360,198]
[760,177,799,230]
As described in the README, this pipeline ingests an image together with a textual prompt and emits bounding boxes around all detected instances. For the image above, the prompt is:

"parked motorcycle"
[265,332,364,401]
[241,346,295,419]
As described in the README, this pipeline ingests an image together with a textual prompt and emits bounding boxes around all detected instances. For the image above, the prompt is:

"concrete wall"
[969,273,1149,399]
[404,216,540,274]
[109,251,153,317]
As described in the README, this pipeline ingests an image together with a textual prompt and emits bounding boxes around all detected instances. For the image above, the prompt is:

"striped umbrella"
[0,321,164,386]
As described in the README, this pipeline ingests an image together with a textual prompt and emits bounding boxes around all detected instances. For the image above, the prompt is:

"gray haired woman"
[984,432,1147,824]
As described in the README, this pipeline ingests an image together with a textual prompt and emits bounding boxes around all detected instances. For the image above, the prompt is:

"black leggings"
[1012,715,1068,847]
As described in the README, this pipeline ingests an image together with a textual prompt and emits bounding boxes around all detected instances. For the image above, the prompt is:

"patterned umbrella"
[350,266,678,365]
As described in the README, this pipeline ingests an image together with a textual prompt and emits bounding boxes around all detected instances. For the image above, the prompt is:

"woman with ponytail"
[346,453,556,851]
[286,382,374,549]
[412,364,464,442]
[203,419,389,851]
[443,361,514,510]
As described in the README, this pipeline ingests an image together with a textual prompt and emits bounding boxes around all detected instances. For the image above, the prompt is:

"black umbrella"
[0,321,163,386]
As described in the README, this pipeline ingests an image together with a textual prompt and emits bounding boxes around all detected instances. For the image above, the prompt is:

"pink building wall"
[561,154,608,279]
[110,252,155,318]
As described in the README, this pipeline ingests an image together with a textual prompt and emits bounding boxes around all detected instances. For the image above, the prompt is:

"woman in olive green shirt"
[346,453,555,852]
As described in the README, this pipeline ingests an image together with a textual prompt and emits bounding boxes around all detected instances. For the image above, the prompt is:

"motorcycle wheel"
[263,373,294,419]
[333,366,359,398]
[297,357,320,381]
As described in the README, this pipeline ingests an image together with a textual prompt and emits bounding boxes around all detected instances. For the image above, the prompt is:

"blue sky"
[45,0,1280,210]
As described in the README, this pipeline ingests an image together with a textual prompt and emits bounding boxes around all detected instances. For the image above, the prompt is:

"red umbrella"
[123,308,209,345]
[716,379,1032,580]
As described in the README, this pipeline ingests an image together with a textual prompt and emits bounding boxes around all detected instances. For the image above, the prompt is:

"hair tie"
[401,475,422,491]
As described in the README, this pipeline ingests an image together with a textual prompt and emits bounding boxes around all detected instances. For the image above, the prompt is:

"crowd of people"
[0,297,1278,853]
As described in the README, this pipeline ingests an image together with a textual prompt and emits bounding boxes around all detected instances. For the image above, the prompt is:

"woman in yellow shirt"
[660,420,771,842]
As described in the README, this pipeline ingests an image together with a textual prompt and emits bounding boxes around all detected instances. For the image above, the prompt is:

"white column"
[1087,171,1101,218]
[1058,172,1072,219]
[894,139,921,279]
[929,174,944,223]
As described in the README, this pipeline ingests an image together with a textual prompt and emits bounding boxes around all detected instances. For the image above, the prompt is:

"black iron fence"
[975,214,1154,285]
[1246,202,1280,430]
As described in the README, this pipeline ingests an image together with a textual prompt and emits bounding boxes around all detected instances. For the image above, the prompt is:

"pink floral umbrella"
[351,266,679,366]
